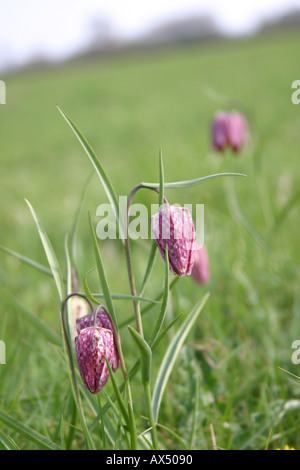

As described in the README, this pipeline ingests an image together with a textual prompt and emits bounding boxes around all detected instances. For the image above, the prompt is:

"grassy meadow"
[0,30,300,450]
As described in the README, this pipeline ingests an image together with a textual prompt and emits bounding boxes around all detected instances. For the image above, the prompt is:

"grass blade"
[128,326,152,385]
[138,151,164,297]
[56,105,123,241]
[0,245,52,277]
[0,411,61,450]
[104,357,130,429]
[88,212,118,330]
[158,147,164,206]
[152,293,210,422]
[25,199,64,301]
[69,170,94,266]
[0,429,20,450]
[0,285,61,346]
[150,245,169,346]
[82,269,160,306]
[188,375,199,449]
[142,172,246,190]
[225,179,271,255]
[139,240,157,298]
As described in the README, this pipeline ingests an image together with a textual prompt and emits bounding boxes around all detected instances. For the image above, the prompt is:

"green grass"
[0,31,300,450]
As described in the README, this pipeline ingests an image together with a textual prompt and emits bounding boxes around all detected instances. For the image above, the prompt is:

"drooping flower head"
[211,111,250,153]
[151,201,195,277]
[191,244,210,285]
[211,111,228,152]
[75,326,115,394]
[76,309,120,372]
[75,308,120,394]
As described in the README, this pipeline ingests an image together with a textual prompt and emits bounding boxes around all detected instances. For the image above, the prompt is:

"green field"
[0,31,300,450]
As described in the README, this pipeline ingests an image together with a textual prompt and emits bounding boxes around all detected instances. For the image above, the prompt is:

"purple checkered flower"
[75,326,115,394]
[76,309,120,373]
[211,111,250,153]
[151,201,195,277]
[75,308,120,394]
[191,245,210,285]
[211,111,228,152]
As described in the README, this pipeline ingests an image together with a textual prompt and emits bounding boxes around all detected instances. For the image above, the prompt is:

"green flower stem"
[125,183,164,338]
[124,183,145,338]
[145,381,158,449]
[60,293,95,449]
[102,306,137,449]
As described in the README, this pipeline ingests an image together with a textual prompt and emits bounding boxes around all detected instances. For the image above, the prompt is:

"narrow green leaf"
[69,170,94,266]
[156,423,188,449]
[97,394,106,450]
[82,270,160,306]
[150,245,169,346]
[158,147,164,207]
[139,240,157,298]
[56,105,123,241]
[25,199,64,301]
[274,188,300,229]
[138,150,164,297]
[225,179,271,255]
[127,397,138,450]
[152,293,210,421]
[0,429,20,450]
[0,245,52,277]
[141,276,179,317]
[150,314,182,350]
[64,235,73,345]
[0,285,61,346]
[81,388,117,447]
[188,375,199,449]
[88,212,118,330]
[0,411,61,450]
[142,172,246,190]
[90,314,181,429]
[128,325,152,385]
[104,357,130,429]
[93,293,161,304]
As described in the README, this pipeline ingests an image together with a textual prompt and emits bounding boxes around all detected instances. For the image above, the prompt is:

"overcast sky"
[0,0,300,71]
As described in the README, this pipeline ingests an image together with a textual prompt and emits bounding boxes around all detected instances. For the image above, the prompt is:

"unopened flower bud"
[151,201,195,277]
[75,326,115,394]
[191,245,210,285]
[76,310,120,372]
[226,112,250,153]
[211,111,250,153]
[211,112,228,152]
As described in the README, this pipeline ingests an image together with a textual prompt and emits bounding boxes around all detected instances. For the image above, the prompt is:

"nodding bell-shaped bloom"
[75,310,120,394]
[191,245,210,285]
[76,310,120,372]
[211,111,228,152]
[151,201,195,277]
[211,111,250,153]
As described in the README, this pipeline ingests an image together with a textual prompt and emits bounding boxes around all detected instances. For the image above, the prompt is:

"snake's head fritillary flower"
[211,111,250,153]
[211,111,229,152]
[191,245,210,285]
[226,111,250,153]
[76,310,120,372]
[75,326,115,394]
[151,201,195,277]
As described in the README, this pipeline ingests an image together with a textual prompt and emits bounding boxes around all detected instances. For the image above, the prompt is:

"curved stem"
[124,183,165,339]
[61,293,95,449]
[61,293,93,400]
